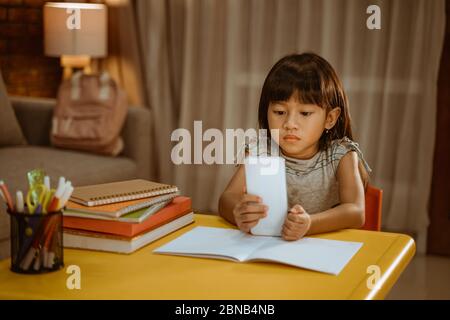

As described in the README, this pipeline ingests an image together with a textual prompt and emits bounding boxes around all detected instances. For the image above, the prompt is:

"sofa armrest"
[10,96,55,146]
[121,106,153,180]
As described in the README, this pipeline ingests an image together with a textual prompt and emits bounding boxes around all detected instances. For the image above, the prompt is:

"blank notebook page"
[153,226,363,275]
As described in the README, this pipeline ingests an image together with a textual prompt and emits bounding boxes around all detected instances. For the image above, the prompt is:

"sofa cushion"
[0,72,27,147]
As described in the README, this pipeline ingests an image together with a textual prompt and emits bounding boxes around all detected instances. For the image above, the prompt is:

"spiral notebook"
[70,179,179,207]
[66,193,178,218]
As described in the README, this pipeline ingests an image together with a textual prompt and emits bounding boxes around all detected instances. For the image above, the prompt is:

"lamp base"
[61,55,92,79]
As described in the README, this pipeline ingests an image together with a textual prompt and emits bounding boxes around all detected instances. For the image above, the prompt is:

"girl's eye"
[300,112,312,117]
[273,110,285,115]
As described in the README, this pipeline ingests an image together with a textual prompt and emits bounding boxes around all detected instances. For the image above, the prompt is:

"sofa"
[0,75,153,259]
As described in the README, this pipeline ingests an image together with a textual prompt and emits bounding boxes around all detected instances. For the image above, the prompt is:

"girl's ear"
[325,107,341,129]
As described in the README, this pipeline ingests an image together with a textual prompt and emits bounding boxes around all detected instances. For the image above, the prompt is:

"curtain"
[102,0,145,107]
[136,0,445,253]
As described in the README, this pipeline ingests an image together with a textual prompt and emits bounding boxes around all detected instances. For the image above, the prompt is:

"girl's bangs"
[267,69,325,107]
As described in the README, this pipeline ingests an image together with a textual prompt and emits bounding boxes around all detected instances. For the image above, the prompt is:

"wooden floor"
[386,254,450,299]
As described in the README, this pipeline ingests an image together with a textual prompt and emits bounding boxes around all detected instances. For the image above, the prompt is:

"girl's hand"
[233,194,268,234]
[282,204,311,241]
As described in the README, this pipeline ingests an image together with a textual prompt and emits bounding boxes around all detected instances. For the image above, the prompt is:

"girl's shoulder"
[329,137,372,173]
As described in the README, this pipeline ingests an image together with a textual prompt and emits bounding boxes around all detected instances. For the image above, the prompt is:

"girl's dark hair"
[258,52,369,187]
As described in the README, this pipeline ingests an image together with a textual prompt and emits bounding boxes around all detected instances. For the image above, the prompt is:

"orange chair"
[362,185,383,231]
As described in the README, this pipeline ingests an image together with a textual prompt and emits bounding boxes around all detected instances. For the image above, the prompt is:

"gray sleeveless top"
[236,137,371,214]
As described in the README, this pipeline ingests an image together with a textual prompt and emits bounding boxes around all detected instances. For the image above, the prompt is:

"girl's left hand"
[282,204,311,241]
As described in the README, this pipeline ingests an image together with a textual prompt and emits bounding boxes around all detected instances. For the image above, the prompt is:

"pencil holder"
[7,209,64,274]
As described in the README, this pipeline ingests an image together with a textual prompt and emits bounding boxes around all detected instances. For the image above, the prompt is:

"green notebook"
[63,200,172,223]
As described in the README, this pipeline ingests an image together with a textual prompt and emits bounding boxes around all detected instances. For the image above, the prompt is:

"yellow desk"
[0,214,415,300]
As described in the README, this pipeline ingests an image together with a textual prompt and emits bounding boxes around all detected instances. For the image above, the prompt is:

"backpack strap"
[70,71,83,100]
[99,72,110,101]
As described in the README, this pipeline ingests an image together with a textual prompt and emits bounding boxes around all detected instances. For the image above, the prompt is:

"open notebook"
[153,227,363,275]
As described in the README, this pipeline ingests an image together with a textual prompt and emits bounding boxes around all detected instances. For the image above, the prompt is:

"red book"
[63,196,192,237]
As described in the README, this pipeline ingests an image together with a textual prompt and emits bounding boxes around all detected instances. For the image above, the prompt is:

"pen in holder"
[7,209,64,274]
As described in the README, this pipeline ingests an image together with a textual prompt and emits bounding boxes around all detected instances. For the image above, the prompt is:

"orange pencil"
[20,216,55,270]
[42,217,57,268]
[0,180,14,211]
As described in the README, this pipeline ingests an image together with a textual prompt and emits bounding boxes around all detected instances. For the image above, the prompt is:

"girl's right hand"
[233,194,268,234]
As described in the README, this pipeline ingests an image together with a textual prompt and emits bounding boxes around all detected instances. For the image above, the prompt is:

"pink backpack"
[51,72,127,156]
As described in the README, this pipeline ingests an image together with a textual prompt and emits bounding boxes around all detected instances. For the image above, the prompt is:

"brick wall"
[0,0,61,98]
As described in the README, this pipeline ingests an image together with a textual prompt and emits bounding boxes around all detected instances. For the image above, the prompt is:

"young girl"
[218,52,371,241]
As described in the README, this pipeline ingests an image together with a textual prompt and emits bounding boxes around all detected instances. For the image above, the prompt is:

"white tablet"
[244,156,288,236]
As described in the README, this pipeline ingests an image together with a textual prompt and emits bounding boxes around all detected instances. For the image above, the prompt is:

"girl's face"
[267,94,339,159]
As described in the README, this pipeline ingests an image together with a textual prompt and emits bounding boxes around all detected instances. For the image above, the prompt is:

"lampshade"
[44,2,107,57]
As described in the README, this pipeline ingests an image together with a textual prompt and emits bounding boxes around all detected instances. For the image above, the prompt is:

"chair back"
[362,185,383,231]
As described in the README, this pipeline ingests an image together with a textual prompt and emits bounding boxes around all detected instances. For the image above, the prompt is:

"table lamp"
[44,2,107,79]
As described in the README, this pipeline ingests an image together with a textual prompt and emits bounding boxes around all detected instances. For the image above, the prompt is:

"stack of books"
[62,179,193,254]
